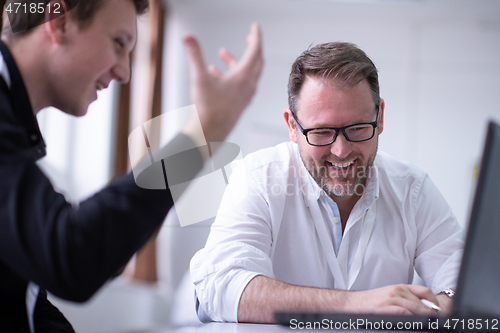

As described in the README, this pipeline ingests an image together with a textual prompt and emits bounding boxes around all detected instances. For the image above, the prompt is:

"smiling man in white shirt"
[190,42,463,324]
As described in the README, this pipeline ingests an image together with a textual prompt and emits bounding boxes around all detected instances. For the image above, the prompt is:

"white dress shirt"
[191,141,464,322]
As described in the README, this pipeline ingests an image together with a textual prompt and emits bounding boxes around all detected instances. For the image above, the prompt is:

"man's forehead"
[87,0,137,33]
[302,75,365,92]
[298,76,370,107]
[296,77,376,119]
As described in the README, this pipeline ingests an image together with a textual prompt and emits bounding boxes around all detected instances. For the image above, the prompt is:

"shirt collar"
[354,159,380,211]
[0,50,12,88]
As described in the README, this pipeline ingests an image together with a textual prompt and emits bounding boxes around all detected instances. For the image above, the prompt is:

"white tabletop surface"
[144,322,426,333]
[148,323,293,333]
[147,322,410,333]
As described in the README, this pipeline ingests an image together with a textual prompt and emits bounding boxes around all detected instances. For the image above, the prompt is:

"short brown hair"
[288,42,380,115]
[4,0,149,34]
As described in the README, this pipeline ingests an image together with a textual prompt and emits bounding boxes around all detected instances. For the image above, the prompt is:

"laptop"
[275,121,500,331]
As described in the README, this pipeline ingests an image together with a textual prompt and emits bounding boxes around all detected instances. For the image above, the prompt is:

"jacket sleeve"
[0,125,203,302]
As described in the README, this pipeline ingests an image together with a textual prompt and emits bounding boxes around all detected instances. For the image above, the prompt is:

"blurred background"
[36,0,500,331]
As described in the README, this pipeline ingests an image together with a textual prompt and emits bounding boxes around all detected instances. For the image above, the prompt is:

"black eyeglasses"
[291,108,379,146]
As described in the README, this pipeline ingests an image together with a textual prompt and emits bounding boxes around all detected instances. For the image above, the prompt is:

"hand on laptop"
[346,284,440,315]
[182,22,263,144]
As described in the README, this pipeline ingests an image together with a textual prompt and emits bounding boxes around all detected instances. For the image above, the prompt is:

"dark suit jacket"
[0,40,201,332]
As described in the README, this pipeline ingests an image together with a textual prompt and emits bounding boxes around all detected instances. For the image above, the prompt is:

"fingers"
[246,22,263,59]
[397,285,438,315]
[208,64,223,78]
[219,48,238,69]
[239,22,264,75]
[353,285,441,315]
[371,284,436,315]
[183,34,207,78]
[217,22,263,76]
[190,22,262,81]
[407,285,439,304]
[385,305,413,315]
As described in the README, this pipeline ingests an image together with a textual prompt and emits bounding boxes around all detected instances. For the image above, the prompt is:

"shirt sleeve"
[413,175,464,294]
[190,160,275,322]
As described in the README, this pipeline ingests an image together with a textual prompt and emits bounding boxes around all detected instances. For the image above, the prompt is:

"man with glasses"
[191,42,463,323]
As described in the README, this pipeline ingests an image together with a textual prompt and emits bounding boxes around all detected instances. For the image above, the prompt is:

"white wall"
[36,82,118,204]
[163,0,500,228]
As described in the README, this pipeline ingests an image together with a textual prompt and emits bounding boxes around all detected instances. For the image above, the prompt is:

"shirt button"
[332,217,339,224]
[30,134,38,142]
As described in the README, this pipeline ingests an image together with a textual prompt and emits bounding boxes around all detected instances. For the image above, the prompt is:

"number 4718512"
[444,319,498,331]
[5,2,61,14]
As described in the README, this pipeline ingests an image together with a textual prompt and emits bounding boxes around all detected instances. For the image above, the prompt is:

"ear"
[284,108,298,143]
[44,0,70,44]
[377,98,385,135]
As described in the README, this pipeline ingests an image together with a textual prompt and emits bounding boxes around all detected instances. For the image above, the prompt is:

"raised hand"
[182,23,263,143]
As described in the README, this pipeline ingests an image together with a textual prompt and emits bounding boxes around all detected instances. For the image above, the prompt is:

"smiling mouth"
[327,159,355,170]
[325,159,357,178]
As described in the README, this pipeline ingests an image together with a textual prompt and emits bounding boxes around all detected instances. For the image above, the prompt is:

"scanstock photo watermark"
[289,317,499,330]
[263,163,378,199]
[128,105,243,227]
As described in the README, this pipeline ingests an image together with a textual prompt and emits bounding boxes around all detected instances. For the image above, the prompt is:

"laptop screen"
[454,121,500,317]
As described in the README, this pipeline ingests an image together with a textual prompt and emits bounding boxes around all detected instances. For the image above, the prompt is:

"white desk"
[149,323,292,333]
[150,322,401,333]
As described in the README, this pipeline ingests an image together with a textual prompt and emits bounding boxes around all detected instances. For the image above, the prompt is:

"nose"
[330,131,352,159]
[112,54,131,84]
